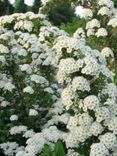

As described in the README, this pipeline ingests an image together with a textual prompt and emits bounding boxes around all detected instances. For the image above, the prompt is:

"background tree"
[0,0,13,16]
[40,0,76,26]
[27,5,32,12]
[32,0,42,14]
[14,0,27,13]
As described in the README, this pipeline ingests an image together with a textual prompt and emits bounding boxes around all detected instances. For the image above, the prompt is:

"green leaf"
[53,140,66,156]
[40,140,66,156]
[40,145,53,156]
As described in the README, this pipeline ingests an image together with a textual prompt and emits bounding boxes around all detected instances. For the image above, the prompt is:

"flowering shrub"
[54,35,117,156]
[0,1,117,156]
[0,12,68,156]
[74,0,117,68]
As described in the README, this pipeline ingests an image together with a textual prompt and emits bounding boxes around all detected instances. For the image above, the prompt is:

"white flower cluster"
[15,126,67,156]
[90,143,109,156]
[29,109,38,116]
[75,0,117,67]
[95,27,108,37]
[98,6,111,16]
[73,27,85,42]
[82,8,93,19]
[80,0,117,39]
[0,1,117,156]
[0,12,45,32]
[55,34,117,155]
[86,19,101,29]
[10,125,27,135]
[0,142,24,156]
[101,47,114,58]
[0,44,9,53]
[83,95,100,112]
[39,26,67,43]
[54,36,112,86]
[10,115,18,121]
[67,149,80,156]
[23,86,34,94]
[0,74,15,92]
[72,76,90,92]
[14,20,34,32]
[86,19,109,37]
[98,0,114,8]
[108,17,117,27]
[99,132,117,151]
[0,12,68,156]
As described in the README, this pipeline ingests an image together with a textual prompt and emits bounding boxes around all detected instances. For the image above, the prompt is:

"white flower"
[90,143,109,156]
[58,113,70,124]
[23,86,34,94]
[108,17,117,27]
[57,58,84,84]
[0,142,19,156]
[73,28,85,39]
[82,8,93,19]
[101,47,114,58]
[78,113,93,127]
[65,133,79,148]
[100,66,113,83]
[72,76,90,92]
[23,130,35,138]
[10,126,27,135]
[81,56,99,76]
[4,82,15,92]
[59,58,78,74]
[30,75,49,85]
[99,133,117,150]
[29,109,38,116]
[107,117,117,134]
[87,28,95,37]
[90,122,104,136]
[98,6,111,16]
[44,87,54,94]
[18,49,27,56]
[0,44,9,53]
[10,115,18,121]
[67,115,79,130]
[67,149,79,156]
[26,133,45,148]
[14,20,34,32]
[66,126,90,148]
[16,151,25,156]
[86,19,100,29]
[61,85,75,110]
[83,95,100,112]
[14,20,24,30]
[1,101,10,107]
[95,28,108,37]
[95,107,110,122]
[0,56,6,63]
[98,0,114,8]
[101,83,117,100]
[42,126,64,142]
[24,21,34,32]
[19,64,32,74]
[25,143,45,155]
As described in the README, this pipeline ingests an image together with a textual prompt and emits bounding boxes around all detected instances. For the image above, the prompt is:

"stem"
[8,59,27,120]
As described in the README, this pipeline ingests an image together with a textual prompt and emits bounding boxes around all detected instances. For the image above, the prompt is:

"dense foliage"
[0,0,117,156]
[32,0,42,14]
[0,0,13,16]
[40,0,76,26]
[14,0,27,13]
